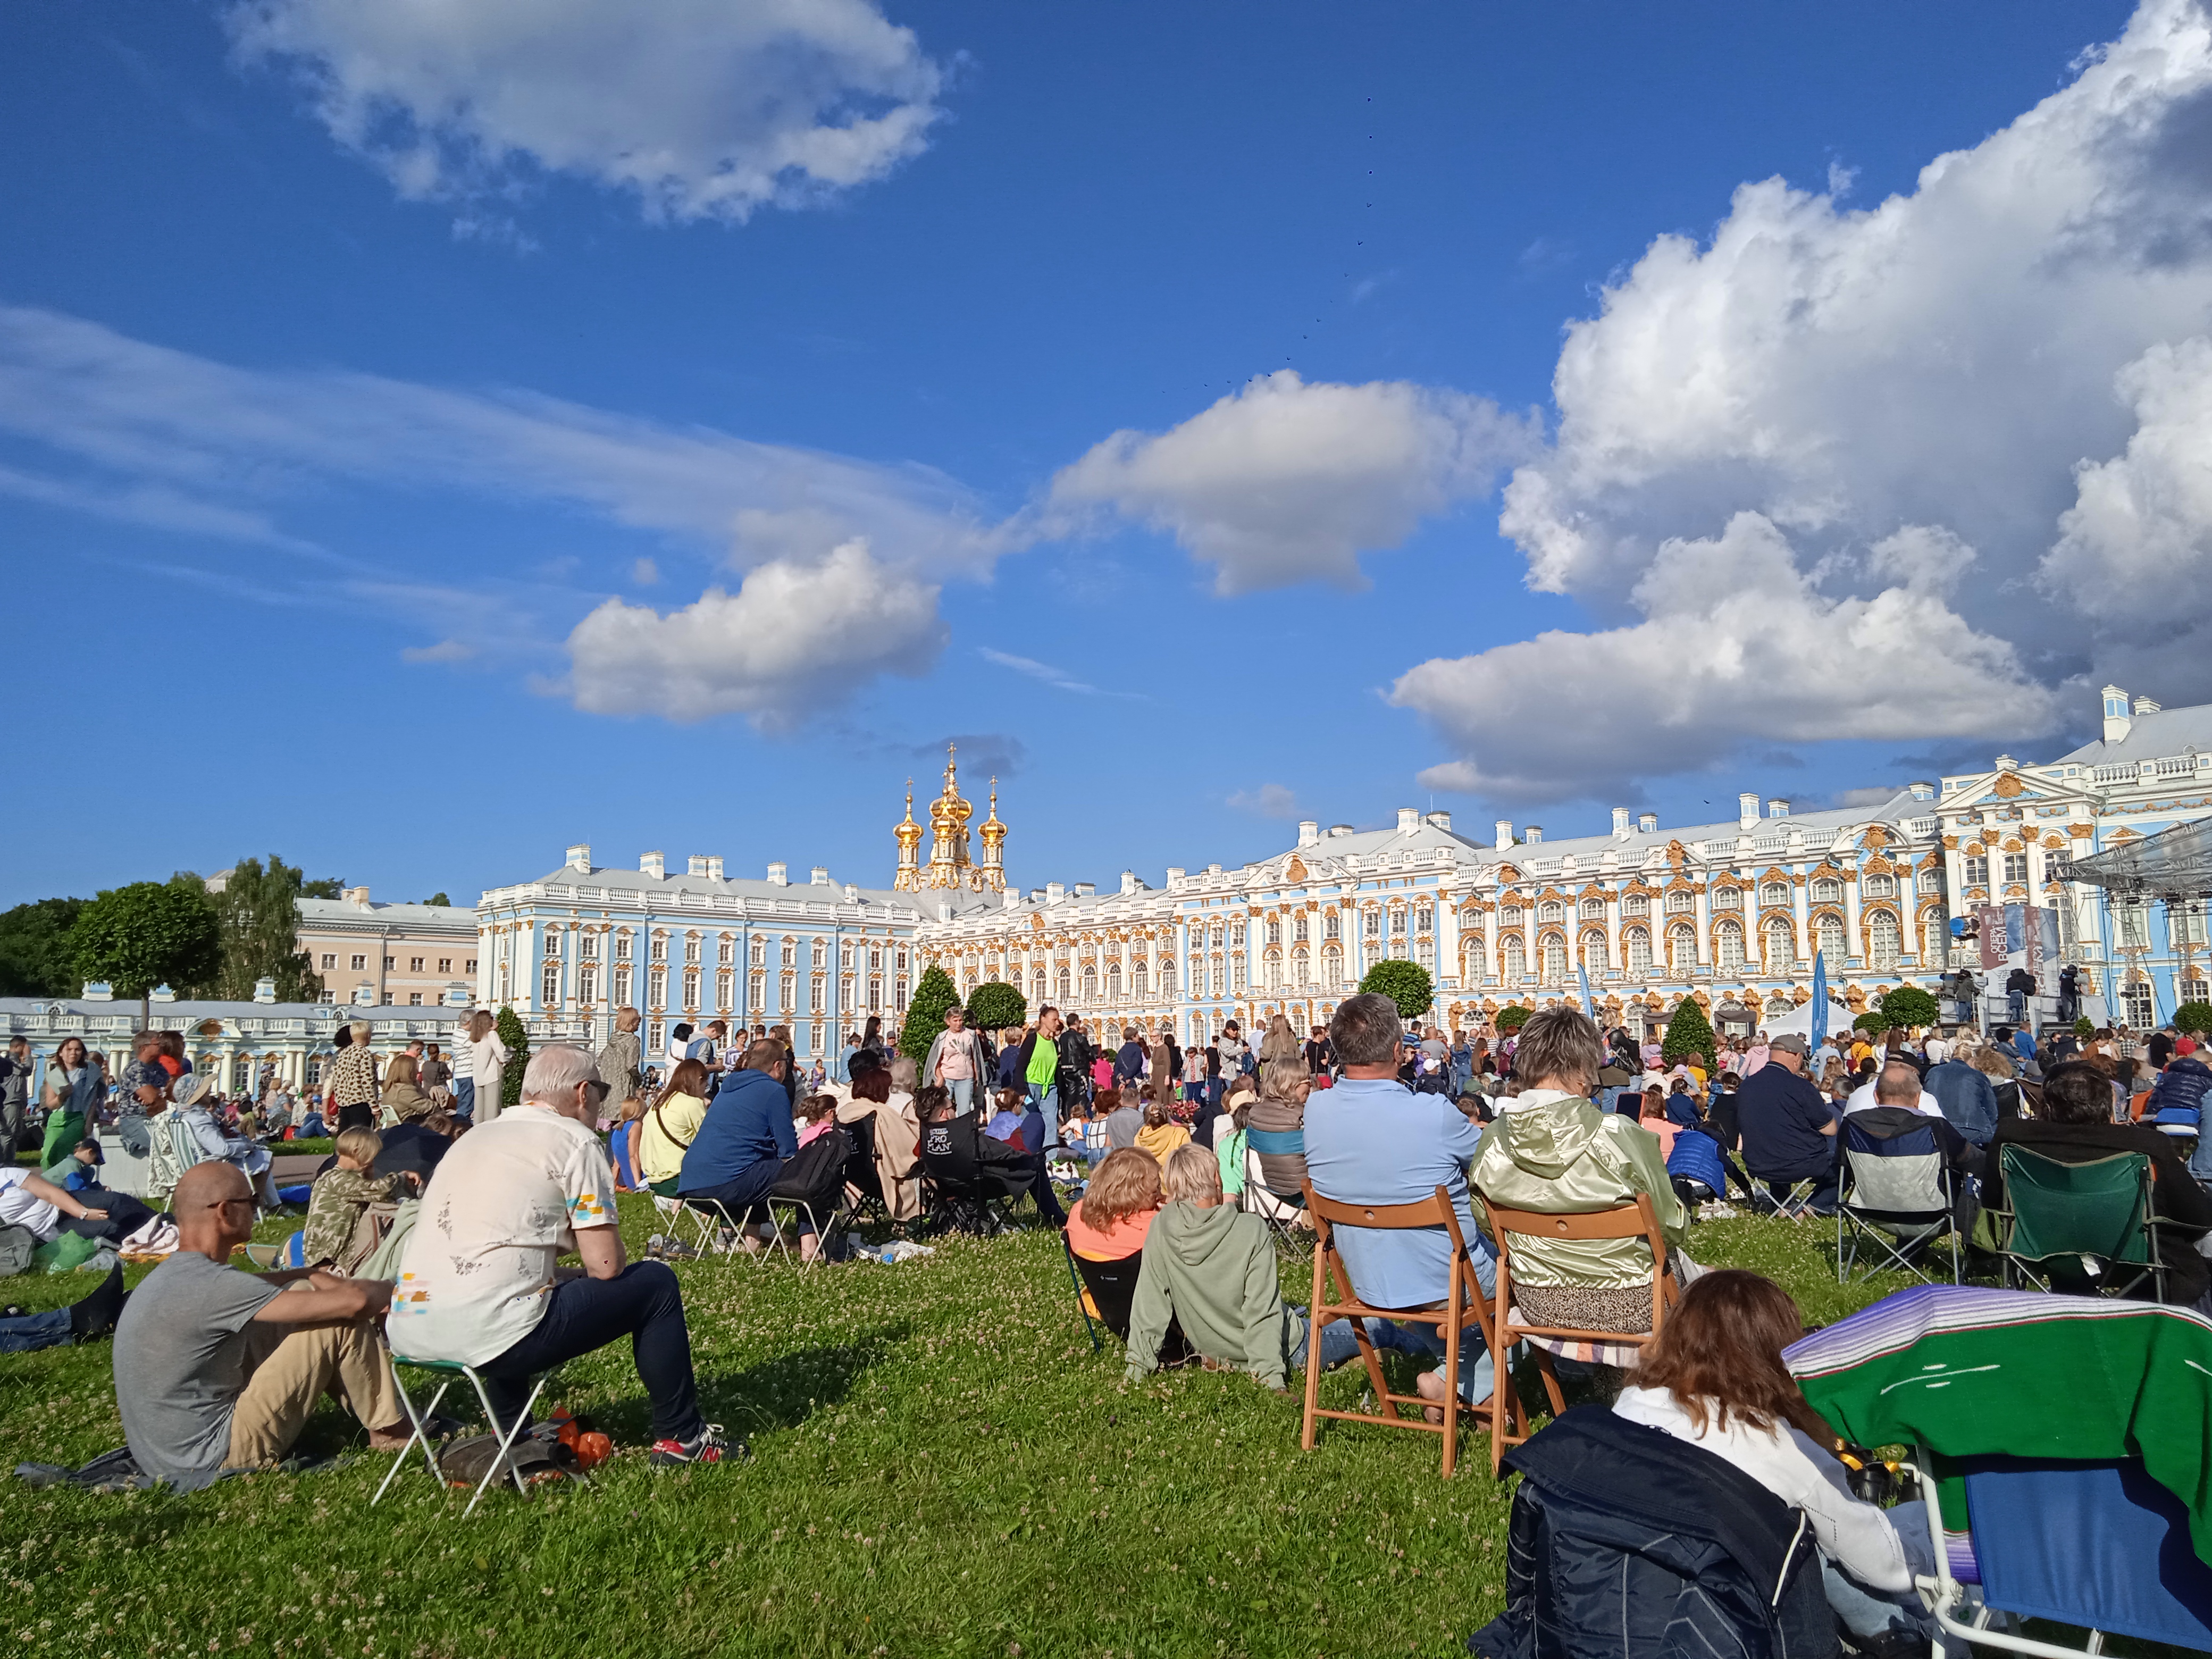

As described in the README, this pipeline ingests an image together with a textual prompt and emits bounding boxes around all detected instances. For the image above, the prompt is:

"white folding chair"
[373,1354,563,1518]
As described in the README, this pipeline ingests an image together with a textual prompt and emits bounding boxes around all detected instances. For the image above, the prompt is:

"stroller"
[1787,1284,2212,1656]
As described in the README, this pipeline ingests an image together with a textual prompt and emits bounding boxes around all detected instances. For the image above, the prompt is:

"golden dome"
[980,778,1007,848]
[928,744,973,826]
[894,781,923,848]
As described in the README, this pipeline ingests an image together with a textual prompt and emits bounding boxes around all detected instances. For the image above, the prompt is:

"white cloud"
[1400,0,2212,795]
[564,540,943,726]
[400,639,474,664]
[1394,514,2059,803]
[0,304,991,576]
[1228,783,1300,819]
[225,0,948,225]
[1045,370,1538,594]
[629,557,659,586]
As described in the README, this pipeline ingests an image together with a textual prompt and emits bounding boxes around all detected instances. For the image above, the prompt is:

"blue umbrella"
[1811,950,1829,1049]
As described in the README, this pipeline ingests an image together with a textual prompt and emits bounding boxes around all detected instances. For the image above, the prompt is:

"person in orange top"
[1638,1086,1680,1160]
[1064,1147,1164,1261]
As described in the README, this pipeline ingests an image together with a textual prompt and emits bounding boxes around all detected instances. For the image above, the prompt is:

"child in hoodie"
[1124,1144,1406,1390]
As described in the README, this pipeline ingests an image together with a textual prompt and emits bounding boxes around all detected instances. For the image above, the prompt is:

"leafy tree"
[301,876,346,900]
[2075,1015,2096,1040]
[1877,985,1941,1031]
[1493,1004,1533,1035]
[71,881,220,1024]
[2175,1002,2212,1037]
[0,897,87,997]
[900,966,961,1064]
[1661,996,1717,1068]
[213,855,322,1003]
[1853,1010,1889,1035]
[966,980,1027,1033]
[422,892,451,908]
[1359,959,1436,1024]
[496,1006,530,1109]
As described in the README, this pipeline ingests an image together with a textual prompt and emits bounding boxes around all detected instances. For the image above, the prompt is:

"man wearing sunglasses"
[390,1045,732,1466]
[113,1160,410,1490]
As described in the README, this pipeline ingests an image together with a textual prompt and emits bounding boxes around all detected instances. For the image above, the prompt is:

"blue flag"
[1578,961,1595,1021]
[1811,950,1829,1048]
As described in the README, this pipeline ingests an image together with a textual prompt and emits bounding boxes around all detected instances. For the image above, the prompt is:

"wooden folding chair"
[1485,1192,1679,1475]
[1298,1181,1525,1479]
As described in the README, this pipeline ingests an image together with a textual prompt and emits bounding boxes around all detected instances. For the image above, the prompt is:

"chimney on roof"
[1121,869,1137,895]
[640,851,665,879]
[1074,882,1095,897]
[1739,792,1760,830]
[1297,820,1319,848]
[1994,755,2016,772]
[810,866,830,885]
[706,856,724,881]
[766,861,787,885]
[566,844,591,874]
[1397,808,1420,832]
[843,883,858,901]
[1767,799,1790,819]
[1425,810,1452,830]
[2102,684,2133,744]
[345,885,371,909]
[2137,697,2164,714]
[1909,781,1935,801]
[253,976,276,1004]
[1046,882,1066,904]
[1638,812,1658,834]
[686,854,709,877]
[1612,807,1632,839]
[1495,819,1513,850]
[1525,825,1544,845]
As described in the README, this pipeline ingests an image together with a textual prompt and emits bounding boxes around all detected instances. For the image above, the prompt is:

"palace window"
[2173,903,2209,949]
[683,935,700,965]
[1502,937,1526,981]
[683,968,701,1007]
[1416,904,1433,931]
[1580,929,1608,971]
[409,957,424,972]
[717,968,733,1009]
[1293,944,1309,984]
[1160,961,1176,995]
[1538,901,1563,924]
[1580,897,1606,919]
[1294,914,1309,944]
[750,971,765,1009]
[1714,921,1744,970]
[351,954,366,971]
[1263,951,1281,989]
[781,941,796,968]
[498,962,510,1002]
[1364,909,1381,936]
[1962,856,1989,888]
[841,943,854,971]
[615,932,632,961]
[1811,877,1843,904]
[650,935,667,963]
[871,977,885,1011]
[1389,907,1407,937]
[1083,965,1099,1001]
[1625,927,1652,975]
[840,975,853,1008]
[1765,918,1796,968]
[321,954,336,970]
[1210,925,1225,948]
[1868,910,1903,970]
[1107,962,1122,998]
[2002,853,2029,886]
[615,966,633,1006]
[1322,942,1342,984]
[1231,954,1247,992]
[781,972,795,1009]
[717,938,733,965]
[547,933,565,959]
[1266,919,1281,946]
[1760,882,1790,908]
[579,934,597,961]
[2119,903,2151,949]
[1923,914,1947,962]
[384,956,395,970]
[1539,937,1566,984]
[1668,923,1697,971]
[1325,912,1340,941]
[1134,960,1149,996]
[2125,980,2155,1029]
[1212,959,1226,995]
[1501,905,1524,928]
[648,966,666,1008]
[1816,914,1846,961]
[1666,890,1695,914]
[542,962,562,1005]
[579,965,597,1004]
[1621,894,1649,918]
[1711,887,1740,911]
[1863,874,1897,899]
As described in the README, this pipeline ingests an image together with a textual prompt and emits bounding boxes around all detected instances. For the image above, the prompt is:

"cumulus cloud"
[1045,370,1538,593]
[225,0,948,225]
[564,540,943,726]
[1394,514,2058,803]
[1400,0,2212,797]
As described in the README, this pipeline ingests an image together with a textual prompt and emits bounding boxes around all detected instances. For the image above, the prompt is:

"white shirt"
[1614,1384,1911,1591]
[389,1104,618,1367]
[465,1032,510,1122]
[0,1167,61,1241]
[1844,1079,1941,1116]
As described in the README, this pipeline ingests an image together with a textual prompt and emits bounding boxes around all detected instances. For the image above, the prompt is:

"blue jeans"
[1027,1082,1060,1148]
[454,1078,475,1121]
[1821,1501,1939,1641]
[0,1306,71,1354]
[476,1261,703,1443]
[2008,991,2027,1025]
[1290,1309,1492,1401]
[947,1078,974,1113]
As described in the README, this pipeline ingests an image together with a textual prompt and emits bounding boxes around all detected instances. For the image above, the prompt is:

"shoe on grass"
[651,1423,743,1467]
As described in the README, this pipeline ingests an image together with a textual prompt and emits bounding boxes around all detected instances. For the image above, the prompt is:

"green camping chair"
[1990,1146,2174,1302]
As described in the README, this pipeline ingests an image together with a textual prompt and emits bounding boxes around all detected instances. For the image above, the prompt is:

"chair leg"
[1531,1346,1568,1417]
[462,1365,552,1519]
[1439,1316,1460,1480]
[1300,1235,1328,1452]
[372,1371,451,1506]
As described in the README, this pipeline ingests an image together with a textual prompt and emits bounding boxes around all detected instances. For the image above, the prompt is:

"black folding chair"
[919,1117,1028,1236]
[839,1110,891,1227]
[1063,1236,1192,1365]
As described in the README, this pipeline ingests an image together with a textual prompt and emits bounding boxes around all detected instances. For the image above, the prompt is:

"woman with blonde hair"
[378,1052,434,1127]
[1258,1012,1304,1085]
[461,1009,508,1125]
[1134,1083,1191,1167]
[1065,1146,1164,1261]
[327,1020,380,1132]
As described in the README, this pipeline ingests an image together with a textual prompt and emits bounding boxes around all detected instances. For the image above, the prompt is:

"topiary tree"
[966,979,1027,1033]
[2075,1015,2096,1040]
[496,1006,529,1109]
[1360,959,1436,1024]
[1854,1010,1889,1035]
[71,879,221,1025]
[1878,985,1941,1031]
[1661,996,1716,1068]
[900,965,961,1065]
[2176,1002,2212,1037]
[1493,1004,1532,1035]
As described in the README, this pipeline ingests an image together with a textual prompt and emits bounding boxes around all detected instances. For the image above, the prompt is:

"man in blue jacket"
[1924,1051,1999,1146]
[679,1041,814,1260]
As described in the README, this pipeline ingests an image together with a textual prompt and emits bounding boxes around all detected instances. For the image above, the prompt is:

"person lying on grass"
[1123,1143,1420,1392]
[112,1161,410,1490]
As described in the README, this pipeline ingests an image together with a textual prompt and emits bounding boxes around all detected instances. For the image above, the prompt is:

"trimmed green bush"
[1359,959,1436,1023]
[966,980,1028,1032]
[496,1005,529,1109]
[2175,1001,2212,1037]
[900,966,961,1064]
[1876,985,1941,1030]
[1493,1004,1532,1035]
[1661,996,1716,1067]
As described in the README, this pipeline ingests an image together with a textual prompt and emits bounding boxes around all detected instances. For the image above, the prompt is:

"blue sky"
[9,0,2206,910]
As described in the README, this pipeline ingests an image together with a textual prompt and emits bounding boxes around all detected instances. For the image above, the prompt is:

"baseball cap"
[1768,1033,1811,1057]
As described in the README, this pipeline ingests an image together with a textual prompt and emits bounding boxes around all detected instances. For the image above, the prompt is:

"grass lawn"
[0,1201,1914,1659]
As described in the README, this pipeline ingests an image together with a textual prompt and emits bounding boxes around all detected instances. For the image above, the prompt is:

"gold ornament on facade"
[1992,772,2027,799]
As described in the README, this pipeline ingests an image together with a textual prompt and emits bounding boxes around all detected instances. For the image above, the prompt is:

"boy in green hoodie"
[1125,1144,1403,1389]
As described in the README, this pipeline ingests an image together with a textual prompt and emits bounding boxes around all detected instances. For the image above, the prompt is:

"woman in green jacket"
[1470,1006,1696,1335]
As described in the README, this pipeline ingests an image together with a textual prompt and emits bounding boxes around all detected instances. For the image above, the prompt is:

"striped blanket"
[1784,1285,2212,1582]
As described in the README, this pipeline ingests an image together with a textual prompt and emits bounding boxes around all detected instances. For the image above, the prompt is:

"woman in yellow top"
[1133,1085,1191,1168]
[637,1058,712,1197]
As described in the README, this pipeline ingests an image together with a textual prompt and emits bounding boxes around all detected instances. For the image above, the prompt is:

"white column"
[1844,875,1863,967]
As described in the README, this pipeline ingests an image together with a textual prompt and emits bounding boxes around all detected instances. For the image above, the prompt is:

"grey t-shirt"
[1104,1107,1142,1151]
[113,1250,279,1489]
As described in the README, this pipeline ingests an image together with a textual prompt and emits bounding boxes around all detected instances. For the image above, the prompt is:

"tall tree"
[0,897,87,997]
[214,855,323,1003]
[1661,997,1717,1068]
[71,881,220,1024]
[301,876,346,900]
[900,966,961,1064]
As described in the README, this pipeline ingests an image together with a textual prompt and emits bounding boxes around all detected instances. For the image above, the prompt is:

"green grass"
[0,1203,1912,1659]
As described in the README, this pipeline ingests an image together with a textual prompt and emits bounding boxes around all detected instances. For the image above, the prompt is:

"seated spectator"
[1637,1086,1680,1160]
[1971,1043,2025,1121]
[1616,1270,1940,1652]
[114,1162,409,1488]
[1987,1060,2212,1308]
[1708,1071,1743,1149]
[297,1106,328,1139]
[916,1084,1050,1210]
[51,1137,106,1194]
[1134,1088,1191,1168]
[301,1127,399,1273]
[984,1085,1029,1146]
[1923,1047,2000,1145]
[795,1093,840,1148]
[1735,1034,1841,1213]
[1471,1007,1696,1336]
[1663,1077,1703,1129]
[1845,1061,1985,1237]
[638,1060,711,1200]
[1212,1082,1256,1198]
[681,1041,820,1260]
[1304,992,1499,1415]
[393,1046,731,1464]
[1065,1146,1164,1261]
[157,1073,280,1209]
[1243,1071,1307,1202]
[835,1062,923,1222]
[379,1053,435,1129]
[0,1264,127,1354]
[606,1094,647,1190]
[1102,1083,1144,1152]
[2145,1039,2212,1160]
[1126,1144,1412,1390]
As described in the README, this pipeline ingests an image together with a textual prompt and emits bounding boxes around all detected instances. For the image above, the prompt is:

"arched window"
[1868,910,1901,969]
[1294,915,1309,944]
[1263,951,1281,989]
[1293,945,1310,984]
[1760,882,1790,908]
[1325,912,1340,941]
[1816,913,1846,961]
[1107,962,1122,998]
[1538,900,1564,924]
[1923,913,1946,963]
[1765,917,1796,968]
[1133,960,1149,996]
[1712,887,1740,911]
[1323,942,1343,984]
[1539,936,1567,984]
[1082,965,1097,1001]
[1056,967,1071,1001]
[1031,968,1046,1001]
[1666,890,1695,914]
[1580,897,1607,919]
[1461,936,1485,980]
[1502,937,1526,981]
[1160,961,1176,995]
[1714,920,1744,970]
[1668,923,1697,971]
[1625,927,1652,975]
[1580,929,1608,971]
[1622,893,1649,918]
[1811,877,1842,904]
